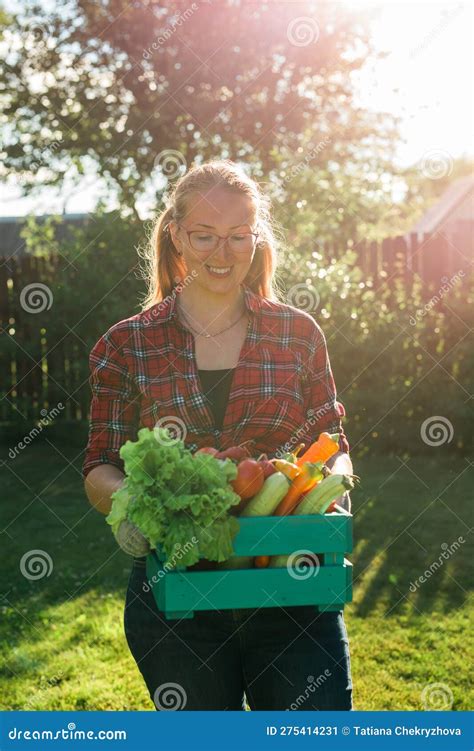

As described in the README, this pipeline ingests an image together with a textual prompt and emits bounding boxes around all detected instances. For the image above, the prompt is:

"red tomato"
[260,459,277,478]
[231,459,265,500]
[195,447,219,456]
[215,445,251,461]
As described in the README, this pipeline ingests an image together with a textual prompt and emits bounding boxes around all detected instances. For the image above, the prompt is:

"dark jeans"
[124,557,353,711]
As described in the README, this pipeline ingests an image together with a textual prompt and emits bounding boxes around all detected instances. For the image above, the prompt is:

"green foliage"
[4,212,471,456]
[279,246,473,457]
[109,427,241,566]
[2,0,397,219]
[23,209,145,341]
[266,119,402,245]
[19,215,62,257]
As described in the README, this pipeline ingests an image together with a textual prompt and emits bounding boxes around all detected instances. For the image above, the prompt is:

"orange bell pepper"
[295,432,340,467]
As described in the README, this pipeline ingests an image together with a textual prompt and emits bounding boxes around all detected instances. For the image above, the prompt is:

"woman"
[83,159,353,711]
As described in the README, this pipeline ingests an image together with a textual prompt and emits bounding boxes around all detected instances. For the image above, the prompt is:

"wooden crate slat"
[146,513,353,619]
[160,566,351,612]
[232,514,352,555]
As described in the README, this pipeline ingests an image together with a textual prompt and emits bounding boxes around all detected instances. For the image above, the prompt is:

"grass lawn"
[1,441,472,710]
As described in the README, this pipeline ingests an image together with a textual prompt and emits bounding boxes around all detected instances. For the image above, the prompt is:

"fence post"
[409,232,420,278]
[420,232,452,297]
[369,240,379,285]
[451,219,474,277]
[393,234,409,291]
[381,237,393,279]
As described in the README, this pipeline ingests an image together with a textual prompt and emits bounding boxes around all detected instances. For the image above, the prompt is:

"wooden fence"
[340,225,473,288]
[0,228,472,424]
[0,253,93,424]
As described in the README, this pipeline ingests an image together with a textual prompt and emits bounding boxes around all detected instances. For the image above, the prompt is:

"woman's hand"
[325,450,353,513]
[332,489,351,513]
[114,519,151,557]
[84,464,127,515]
[85,468,151,555]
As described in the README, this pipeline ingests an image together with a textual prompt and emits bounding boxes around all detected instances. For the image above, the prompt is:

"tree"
[1,0,398,222]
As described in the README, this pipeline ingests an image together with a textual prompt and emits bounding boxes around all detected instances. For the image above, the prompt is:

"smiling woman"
[82,159,352,711]
[166,183,262,349]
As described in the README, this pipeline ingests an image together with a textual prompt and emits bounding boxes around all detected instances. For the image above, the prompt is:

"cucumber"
[268,554,290,568]
[294,474,355,515]
[240,471,291,517]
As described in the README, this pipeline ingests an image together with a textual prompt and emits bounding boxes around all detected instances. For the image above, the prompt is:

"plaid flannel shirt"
[82,283,350,479]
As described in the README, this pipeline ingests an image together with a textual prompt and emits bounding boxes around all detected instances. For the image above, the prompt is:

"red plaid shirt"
[82,283,349,479]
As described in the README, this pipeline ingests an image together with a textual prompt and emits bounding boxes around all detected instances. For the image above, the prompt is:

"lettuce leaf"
[105,484,130,535]
[108,427,241,567]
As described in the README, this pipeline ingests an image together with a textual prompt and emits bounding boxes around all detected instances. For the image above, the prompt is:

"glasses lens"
[189,232,217,252]
[189,232,256,253]
[229,233,257,253]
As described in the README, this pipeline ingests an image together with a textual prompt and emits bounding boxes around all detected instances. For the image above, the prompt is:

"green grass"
[1,442,472,710]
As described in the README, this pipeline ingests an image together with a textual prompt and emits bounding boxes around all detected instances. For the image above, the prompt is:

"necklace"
[176,300,247,338]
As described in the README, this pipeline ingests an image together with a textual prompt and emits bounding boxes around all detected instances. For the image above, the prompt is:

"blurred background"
[0,0,472,711]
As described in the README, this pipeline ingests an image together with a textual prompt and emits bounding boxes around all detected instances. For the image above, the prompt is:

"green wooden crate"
[146,511,353,620]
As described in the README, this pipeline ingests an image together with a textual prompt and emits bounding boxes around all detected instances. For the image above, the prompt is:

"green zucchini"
[240,471,291,517]
[294,474,355,515]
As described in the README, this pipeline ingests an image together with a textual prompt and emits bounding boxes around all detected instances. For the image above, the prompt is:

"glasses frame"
[177,224,260,254]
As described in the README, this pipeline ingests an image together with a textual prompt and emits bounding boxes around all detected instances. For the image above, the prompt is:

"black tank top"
[197,367,235,430]
[189,367,236,572]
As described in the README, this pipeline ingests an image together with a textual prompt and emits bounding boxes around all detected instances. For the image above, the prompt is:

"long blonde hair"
[140,159,284,309]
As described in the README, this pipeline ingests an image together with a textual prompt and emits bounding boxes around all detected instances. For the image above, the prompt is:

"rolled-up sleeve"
[305,321,350,454]
[82,328,140,479]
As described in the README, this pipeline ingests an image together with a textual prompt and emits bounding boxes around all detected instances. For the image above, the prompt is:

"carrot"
[273,462,325,516]
[295,432,340,467]
[255,555,270,568]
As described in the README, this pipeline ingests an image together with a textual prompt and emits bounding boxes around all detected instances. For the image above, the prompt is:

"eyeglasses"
[177,224,259,254]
